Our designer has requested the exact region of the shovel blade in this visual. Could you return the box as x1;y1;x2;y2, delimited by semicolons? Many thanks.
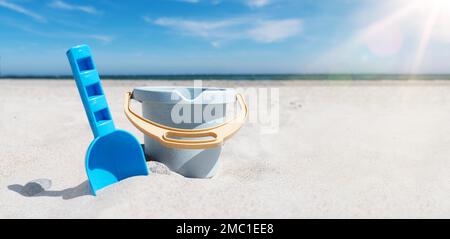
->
86;130;149;195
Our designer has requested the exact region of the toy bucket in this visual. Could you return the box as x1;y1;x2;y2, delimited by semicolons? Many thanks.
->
124;87;248;178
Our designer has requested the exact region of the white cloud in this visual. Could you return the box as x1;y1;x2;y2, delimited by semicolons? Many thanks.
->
49;0;99;15
177;0;225;5
151;17;242;38
177;0;268;7
0;0;46;22
149;16;302;45
177;0;200;3
248;19;302;43
210;41;221;47
84;34;113;43
0;20;113;44
246;0;271;8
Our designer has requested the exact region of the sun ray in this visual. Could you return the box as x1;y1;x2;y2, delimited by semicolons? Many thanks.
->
411;0;442;73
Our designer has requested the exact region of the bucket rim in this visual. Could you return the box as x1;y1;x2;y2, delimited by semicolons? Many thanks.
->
132;86;237;104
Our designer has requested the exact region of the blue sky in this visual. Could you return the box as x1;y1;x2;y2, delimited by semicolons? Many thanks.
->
0;0;449;75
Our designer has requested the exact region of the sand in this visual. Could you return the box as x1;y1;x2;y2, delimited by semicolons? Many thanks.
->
1;79;450;218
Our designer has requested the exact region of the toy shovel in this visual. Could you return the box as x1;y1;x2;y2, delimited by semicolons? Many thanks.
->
66;45;149;195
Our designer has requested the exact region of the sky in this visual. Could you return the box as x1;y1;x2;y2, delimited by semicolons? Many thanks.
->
0;0;449;75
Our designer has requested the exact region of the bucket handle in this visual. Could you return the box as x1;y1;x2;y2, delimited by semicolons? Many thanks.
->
124;92;248;149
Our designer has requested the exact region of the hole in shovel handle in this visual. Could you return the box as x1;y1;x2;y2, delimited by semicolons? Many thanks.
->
77;57;95;72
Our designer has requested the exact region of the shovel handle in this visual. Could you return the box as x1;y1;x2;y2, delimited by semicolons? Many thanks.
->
67;45;115;138
124;92;248;149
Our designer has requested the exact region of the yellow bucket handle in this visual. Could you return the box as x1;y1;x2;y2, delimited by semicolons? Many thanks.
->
124;92;248;149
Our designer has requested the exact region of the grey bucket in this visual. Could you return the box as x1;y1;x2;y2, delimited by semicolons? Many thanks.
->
126;87;246;178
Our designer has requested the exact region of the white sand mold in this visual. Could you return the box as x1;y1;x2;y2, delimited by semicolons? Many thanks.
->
2;79;450;218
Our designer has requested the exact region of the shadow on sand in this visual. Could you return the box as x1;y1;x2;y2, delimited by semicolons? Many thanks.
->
8;149;159;200
8;180;92;200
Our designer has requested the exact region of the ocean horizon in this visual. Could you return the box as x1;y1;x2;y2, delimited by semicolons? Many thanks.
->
1;74;450;81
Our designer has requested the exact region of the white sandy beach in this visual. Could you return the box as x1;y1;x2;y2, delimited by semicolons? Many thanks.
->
1;79;450;218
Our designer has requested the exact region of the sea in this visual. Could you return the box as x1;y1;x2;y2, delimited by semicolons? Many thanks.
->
1;74;450;80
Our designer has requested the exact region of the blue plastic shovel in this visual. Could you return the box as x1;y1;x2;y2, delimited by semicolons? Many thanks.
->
66;45;149;195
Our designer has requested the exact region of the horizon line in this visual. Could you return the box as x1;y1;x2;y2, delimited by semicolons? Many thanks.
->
2;73;450;81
